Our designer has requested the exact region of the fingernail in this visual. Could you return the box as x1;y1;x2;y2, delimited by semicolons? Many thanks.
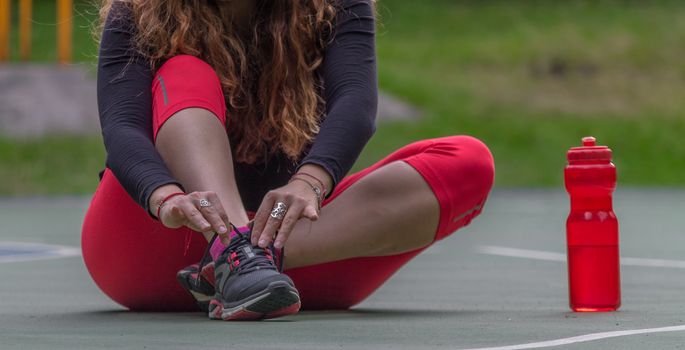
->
274;241;283;249
258;239;266;247
218;226;227;233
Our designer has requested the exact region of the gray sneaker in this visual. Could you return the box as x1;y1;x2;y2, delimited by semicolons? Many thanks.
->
208;228;300;320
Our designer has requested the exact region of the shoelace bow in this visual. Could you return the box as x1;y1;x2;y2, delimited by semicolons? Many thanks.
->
225;232;277;275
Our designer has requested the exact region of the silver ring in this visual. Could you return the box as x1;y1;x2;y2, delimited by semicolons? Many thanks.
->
270;202;287;220
199;199;211;208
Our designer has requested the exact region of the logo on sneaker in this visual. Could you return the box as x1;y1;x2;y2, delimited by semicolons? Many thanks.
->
242;246;255;258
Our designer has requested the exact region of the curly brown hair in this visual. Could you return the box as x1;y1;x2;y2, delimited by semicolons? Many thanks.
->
99;0;336;164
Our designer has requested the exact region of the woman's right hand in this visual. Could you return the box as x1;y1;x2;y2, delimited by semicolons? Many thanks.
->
150;185;231;243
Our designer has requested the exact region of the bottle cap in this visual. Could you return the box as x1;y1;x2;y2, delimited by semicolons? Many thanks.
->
567;136;612;163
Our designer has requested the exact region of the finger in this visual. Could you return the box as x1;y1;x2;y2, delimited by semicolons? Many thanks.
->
303;204;319;221
252;192;276;245
258;212;283;248
211;195;233;245
215;201;231;231
199;205;229;240
273;202;304;249
258;198;291;248
180;201;212;233
201;193;230;236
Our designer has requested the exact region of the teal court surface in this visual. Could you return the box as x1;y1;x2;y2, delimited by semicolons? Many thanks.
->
1;189;684;349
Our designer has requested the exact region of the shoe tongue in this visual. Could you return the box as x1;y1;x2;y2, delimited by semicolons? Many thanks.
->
228;230;250;246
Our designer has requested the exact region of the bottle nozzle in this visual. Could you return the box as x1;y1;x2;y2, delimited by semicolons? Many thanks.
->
582;137;596;147
568;136;611;163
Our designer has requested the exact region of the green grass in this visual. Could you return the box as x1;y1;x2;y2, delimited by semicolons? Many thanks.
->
0;136;104;194
355;0;685;186
3;0;685;194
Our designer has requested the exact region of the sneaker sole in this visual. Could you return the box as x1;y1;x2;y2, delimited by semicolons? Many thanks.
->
212;281;301;321
176;265;214;312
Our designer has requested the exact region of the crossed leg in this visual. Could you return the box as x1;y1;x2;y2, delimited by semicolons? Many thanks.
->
156;104;494;308
155;108;443;268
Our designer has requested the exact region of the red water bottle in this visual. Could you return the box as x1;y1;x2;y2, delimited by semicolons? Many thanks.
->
565;136;621;312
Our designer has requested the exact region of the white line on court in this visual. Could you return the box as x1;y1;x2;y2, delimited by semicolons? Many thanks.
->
0;241;81;263
477;245;685;269
458;324;685;350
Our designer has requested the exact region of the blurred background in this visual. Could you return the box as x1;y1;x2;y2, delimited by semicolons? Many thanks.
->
0;0;684;197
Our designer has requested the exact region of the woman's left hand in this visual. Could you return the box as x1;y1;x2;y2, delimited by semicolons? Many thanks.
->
251;179;320;249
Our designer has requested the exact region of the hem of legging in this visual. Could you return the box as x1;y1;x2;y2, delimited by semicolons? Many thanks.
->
153;99;226;142
400;157;450;242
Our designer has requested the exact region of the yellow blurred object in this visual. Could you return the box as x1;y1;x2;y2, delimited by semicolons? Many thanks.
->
57;0;72;64
0;0;9;61
20;0;32;61
0;0;72;63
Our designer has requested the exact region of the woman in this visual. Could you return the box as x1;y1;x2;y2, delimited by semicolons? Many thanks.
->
82;0;495;321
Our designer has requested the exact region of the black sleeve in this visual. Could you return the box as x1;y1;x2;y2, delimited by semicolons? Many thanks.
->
297;0;378;193
97;2;183;215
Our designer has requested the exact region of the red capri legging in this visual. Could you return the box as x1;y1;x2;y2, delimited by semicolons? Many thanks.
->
82;55;495;311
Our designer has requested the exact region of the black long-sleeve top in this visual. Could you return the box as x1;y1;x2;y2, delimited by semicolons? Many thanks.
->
97;0;377;214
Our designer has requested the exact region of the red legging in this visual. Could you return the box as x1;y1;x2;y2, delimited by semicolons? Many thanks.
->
81;55;495;311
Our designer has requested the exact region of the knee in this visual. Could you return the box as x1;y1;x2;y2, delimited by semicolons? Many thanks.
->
438;135;495;198
461;136;495;195
416;135;494;238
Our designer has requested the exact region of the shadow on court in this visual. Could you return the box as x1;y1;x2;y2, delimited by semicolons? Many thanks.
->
1;189;684;349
